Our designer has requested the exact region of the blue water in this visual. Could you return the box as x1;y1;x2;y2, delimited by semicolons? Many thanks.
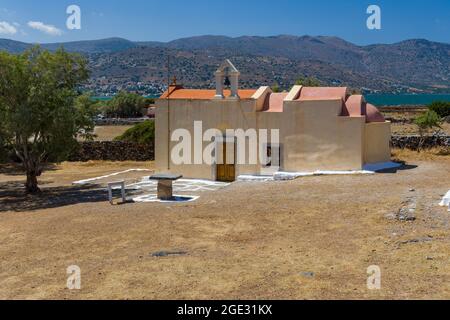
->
365;94;450;106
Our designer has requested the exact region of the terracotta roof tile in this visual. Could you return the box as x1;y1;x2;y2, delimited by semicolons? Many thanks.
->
297;87;349;101
160;88;257;100
262;92;288;112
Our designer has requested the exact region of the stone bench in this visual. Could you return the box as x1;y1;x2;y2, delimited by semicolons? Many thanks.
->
150;174;183;200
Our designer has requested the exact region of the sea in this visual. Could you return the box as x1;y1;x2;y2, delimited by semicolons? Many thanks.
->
92;94;450;107
365;94;450;107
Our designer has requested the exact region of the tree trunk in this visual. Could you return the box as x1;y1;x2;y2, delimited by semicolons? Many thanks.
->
25;169;40;194
417;129;424;153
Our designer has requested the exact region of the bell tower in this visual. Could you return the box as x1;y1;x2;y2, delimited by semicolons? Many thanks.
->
214;59;240;100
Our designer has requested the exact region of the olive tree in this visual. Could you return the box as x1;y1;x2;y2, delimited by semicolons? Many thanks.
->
0;47;95;193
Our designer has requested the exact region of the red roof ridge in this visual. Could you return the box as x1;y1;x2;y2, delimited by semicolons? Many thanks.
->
159;88;258;100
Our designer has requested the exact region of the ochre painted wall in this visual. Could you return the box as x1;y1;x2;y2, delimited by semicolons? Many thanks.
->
156;97;390;180
364;122;392;164
258;99;365;172
156;98;259;179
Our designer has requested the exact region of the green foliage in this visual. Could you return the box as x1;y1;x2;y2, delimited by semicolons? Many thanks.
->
74;94;100;141
295;76;321;87
428;101;450;118
0;126;7;162
114;121;155;144
414;110;442;152
271;83;280;93
102;91;151;118
414;110;442;136
0;46;93;192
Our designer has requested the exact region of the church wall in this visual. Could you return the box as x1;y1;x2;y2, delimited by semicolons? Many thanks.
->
155;98;260;180
364;122;392;164
258;99;365;172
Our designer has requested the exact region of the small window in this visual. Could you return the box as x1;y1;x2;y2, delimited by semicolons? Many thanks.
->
262;144;281;168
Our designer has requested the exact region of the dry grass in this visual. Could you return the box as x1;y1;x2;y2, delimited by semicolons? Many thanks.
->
91;126;134;141
382;110;450;136
392;147;450;162
391;123;450;136
1;156;450;300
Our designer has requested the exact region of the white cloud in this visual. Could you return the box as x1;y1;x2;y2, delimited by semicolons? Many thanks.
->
27;21;62;36
0;21;17;35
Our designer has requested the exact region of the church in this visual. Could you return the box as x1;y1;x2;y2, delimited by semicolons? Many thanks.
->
155;59;391;182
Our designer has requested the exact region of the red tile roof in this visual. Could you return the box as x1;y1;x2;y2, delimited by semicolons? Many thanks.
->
341;94;385;123
342;95;366;117
262;92;288;112
160;87;257;100
297;87;349;101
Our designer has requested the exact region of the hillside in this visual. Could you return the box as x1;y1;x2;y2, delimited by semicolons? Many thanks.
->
1;35;449;93
0;39;31;53
86;46;375;93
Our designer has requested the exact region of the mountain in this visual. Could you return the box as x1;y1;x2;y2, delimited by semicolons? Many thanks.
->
0;38;31;53
42;37;139;53
87;46;372;91
160;35;450;88
0;37;140;53
361;39;450;90
165;35;366;67
1;35;449;93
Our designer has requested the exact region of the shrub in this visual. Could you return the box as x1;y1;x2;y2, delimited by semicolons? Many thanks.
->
428;101;450;118
271;83;280;93
103;92;152;118
114;121;155;144
295;77;321;87
414;110;442;133
414;110;442;151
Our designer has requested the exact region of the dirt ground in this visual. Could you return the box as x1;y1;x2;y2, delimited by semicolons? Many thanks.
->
1;152;450;300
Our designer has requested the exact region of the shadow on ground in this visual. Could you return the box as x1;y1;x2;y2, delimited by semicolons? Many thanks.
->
0;163;58;176
378;163;419;174
0;181;108;212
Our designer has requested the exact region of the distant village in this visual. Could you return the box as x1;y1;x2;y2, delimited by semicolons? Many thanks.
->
81;78;433;99
83;78;166;98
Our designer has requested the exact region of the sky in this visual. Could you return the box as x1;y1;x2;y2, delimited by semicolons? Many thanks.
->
0;0;448;45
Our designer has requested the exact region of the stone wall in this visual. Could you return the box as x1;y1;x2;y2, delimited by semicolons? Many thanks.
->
391;135;450;150
69;141;154;162
3;136;448;164
94;118;151;126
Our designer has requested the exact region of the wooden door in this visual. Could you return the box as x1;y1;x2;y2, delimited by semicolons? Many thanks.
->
216;141;235;182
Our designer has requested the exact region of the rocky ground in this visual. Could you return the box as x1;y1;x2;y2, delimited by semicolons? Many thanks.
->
0;150;449;300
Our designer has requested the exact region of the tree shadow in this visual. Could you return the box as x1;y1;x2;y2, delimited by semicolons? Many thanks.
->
0;181;109;212
0;163;58;176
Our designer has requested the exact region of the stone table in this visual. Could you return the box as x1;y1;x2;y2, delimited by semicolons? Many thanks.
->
150;174;183;200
